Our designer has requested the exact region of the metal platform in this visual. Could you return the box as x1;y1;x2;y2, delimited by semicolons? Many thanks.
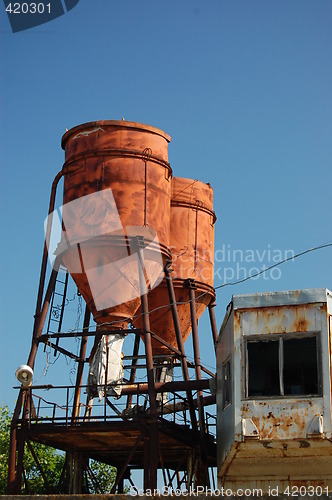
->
18;418;216;471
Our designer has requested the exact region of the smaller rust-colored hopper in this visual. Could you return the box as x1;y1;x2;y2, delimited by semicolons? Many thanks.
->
135;177;216;354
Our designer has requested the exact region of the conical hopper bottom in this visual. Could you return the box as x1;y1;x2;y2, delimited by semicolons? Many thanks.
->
134;279;215;355
59;233;170;330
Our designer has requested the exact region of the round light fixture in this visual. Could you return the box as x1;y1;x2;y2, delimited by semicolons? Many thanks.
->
15;365;33;387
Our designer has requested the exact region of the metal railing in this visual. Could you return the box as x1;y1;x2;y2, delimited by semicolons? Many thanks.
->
17;384;214;431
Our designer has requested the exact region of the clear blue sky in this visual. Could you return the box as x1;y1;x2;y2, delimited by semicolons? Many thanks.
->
0;0;331;411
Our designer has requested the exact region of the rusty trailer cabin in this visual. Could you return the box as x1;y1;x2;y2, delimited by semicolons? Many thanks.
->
216;288;332;492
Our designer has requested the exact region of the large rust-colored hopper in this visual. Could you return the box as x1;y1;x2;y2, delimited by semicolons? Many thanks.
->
135;177;216;354
59;120;172;329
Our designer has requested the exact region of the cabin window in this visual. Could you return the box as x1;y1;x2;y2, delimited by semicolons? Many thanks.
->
222;357;231;409
246;335;320;398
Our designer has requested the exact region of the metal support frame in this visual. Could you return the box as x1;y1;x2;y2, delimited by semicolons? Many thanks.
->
187;278;210;487
8;210;217;493
7;169;64;494
7;263;61;494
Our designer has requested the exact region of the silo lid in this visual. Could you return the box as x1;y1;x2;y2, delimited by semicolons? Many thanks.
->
61;120;171;149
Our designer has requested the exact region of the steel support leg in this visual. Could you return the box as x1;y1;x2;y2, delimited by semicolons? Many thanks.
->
187;280;205;433
28;262;60;368
208;300;219;349
126;333;140;411
137;238;158;491
7;389;24;494
164;262;198;431
66;451;84;494
35;170;64;319
72;305;90;423
8;262;60;494
187;279;210;487
13;436;25;494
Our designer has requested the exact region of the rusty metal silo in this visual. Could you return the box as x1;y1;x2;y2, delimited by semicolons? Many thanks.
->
135;177;216;354
59;120;172;330
8;122;219;495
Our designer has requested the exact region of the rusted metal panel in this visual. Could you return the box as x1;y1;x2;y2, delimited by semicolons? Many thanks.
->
240;304;324;336
218;439;332;491
241;399;325;440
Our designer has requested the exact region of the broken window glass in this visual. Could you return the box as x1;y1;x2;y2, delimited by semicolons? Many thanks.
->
247;340;279;397
283;337;318;396
246;335;319;398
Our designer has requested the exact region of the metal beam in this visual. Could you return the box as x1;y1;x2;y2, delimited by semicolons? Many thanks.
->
164;262;198;431
38;339;80;362
208;300;219;348
126;333;140;411
120;377;212;396
136;238;158;490
72;305;91;423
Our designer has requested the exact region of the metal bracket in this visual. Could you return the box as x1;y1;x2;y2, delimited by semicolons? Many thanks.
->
184;278;197;290
242;418;259;438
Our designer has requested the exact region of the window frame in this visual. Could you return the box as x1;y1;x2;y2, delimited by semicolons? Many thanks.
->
222;356;232;410
244;332;322;400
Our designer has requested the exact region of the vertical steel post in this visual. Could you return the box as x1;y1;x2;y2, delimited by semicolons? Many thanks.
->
8;171;63;493
137;243;157;419
187;279;210;487
66;451;84;494
7;389;24;494
143;436;150;492
54;271;69;355
136;237;158;490
72;305;91;423
28;262;60;368
208;300;219;349
8;261;60;494
126;333;140;411
13;438;25;494
34;170;64;319
164;262;198;431
187;280;205;432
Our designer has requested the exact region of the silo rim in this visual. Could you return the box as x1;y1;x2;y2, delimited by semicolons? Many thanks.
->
61;120;171;149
